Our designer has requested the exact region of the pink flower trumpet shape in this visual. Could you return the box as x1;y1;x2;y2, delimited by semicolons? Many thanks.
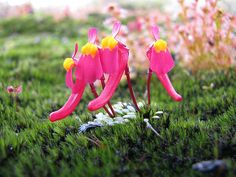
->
49;28;113;122
146;26;182;104
88;21;140;111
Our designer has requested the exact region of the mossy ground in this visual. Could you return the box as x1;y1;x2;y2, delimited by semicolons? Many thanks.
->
0;16;235;177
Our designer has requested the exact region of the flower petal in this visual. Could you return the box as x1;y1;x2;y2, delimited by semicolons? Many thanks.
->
100;46;119;74
65;69;74;89
155;73;182;102
88;45;128;111
76;54;103;84
88;27;97;43
49;79;86;122
149;48;175;74
72;43;78;59
152;25;159;40
16;85;22;94
112;21;121;38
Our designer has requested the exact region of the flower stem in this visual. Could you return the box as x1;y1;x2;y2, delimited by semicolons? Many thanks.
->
89;83;114;117
125;65;140;112
100;75;116;117
147;68;152;105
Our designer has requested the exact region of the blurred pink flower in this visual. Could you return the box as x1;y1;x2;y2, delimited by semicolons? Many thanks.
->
7;85;22;95
127;17;143;32
166;0;236;73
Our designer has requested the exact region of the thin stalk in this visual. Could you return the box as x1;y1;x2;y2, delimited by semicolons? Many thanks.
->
89;83;114;117
147;68;152;105
100;75;116;117
125;65;140;112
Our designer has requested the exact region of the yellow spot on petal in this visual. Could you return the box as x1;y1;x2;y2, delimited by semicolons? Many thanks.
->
63;58;74;71
81;43;98;58
101;36;118;50
154;39;167;53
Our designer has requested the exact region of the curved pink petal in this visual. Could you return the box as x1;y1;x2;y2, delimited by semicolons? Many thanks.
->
152;25;159;40
112;21;121;38
72;43;78;59
88;28;97;43
146;45;152;60
75;53;103;84
155;73;182;102
65;69;74;89
88;45;128;111
100;46;119;74
149;48;175;75
49;79;86;122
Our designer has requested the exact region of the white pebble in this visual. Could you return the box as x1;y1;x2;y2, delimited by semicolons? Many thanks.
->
123;114;136;119
114;108;123;114
113;104;123;109
137;102;144;108
123;102;127;106
127;106;136;112
127;112;136;115
144;118;149;123
95;112;105;118
122;109;130;113
155;111;163;115
114;117;124;122
152;116;160;119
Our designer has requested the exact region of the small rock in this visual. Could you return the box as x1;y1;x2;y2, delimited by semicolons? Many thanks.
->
95;112;106;119
210;83;214;88
79;122;103;133
127;106;136;112
107;122;115;126
144;118;149;123
114;117;124;123
123;114;136;119
113;102;123;109
127;112;136;115
122;109;130;113
113;104;123;109
155;111;163;115
137;102;144;108
102;117;113;123
152;116;160;119
192;160;227;174
114;108;123;114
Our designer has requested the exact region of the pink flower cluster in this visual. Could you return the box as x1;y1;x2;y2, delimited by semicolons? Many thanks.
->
103;3;167;72
104;1;236;73
167;0;236;73
7;85;22;95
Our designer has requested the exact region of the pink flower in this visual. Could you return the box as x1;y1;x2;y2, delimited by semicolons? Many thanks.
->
88;21;140;112
146;26;182;104
50;28;115;122
7;85;22;95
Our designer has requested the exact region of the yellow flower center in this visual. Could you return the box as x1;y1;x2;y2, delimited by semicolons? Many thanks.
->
81;43;98;58
63;58;75;71
101;36;118;50
154;39;167;53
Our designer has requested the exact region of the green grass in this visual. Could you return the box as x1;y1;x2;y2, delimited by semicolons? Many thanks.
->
0;16;235;177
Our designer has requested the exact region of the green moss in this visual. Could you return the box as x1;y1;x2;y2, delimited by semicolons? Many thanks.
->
0;17;235;177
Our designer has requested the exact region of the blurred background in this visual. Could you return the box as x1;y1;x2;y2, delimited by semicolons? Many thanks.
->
0;0;235;74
